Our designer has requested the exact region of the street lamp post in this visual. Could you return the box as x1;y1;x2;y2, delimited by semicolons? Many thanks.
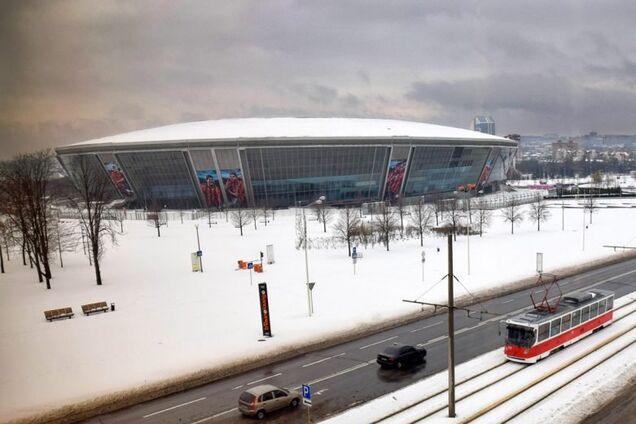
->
301;195;326;317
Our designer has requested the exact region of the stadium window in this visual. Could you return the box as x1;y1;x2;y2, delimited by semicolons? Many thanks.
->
572;309;581;327
581;306;590;322
550;318;561;337
538;323;550;341
590;302;599;318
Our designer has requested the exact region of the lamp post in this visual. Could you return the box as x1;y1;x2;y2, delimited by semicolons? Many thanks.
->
301;195;326;317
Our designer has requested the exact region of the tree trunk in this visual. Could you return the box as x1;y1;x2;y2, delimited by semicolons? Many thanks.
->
156;224;161;237
323;218;326;233
420;231;423;247
0;243;4;273
240;224;243;236
511;222;514;234
347;236;351;257
94;254;102;285
33;252;43;283
22;242;27;266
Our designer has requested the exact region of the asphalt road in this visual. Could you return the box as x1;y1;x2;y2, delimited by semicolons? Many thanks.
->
87;258;636;424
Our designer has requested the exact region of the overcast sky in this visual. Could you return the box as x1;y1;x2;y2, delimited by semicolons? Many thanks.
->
2;0;636;158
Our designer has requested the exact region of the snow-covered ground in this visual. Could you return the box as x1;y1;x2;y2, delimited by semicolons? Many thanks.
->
1;196;636;422
323;294;636;423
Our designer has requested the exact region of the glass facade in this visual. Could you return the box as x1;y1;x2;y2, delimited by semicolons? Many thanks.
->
116;151;200;209
98;153;135;198
403;146;489;196
59;154;121;200
241;146;390;207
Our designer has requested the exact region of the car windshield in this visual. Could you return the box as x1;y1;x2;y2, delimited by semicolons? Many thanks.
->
240;392;255;403
506;325;535;347
382;346;403;356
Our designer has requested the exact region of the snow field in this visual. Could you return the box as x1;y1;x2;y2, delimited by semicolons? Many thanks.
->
0;197;635;421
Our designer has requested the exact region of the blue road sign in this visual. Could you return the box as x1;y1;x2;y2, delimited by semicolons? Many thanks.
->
352;246;357;259
247;262;253;269
302;384;312;406
196;250;202;257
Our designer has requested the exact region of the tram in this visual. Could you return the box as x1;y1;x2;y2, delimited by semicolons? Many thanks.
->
504;289;614;363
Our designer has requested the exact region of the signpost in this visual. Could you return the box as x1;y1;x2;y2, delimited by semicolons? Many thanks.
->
421;250;426;282
258;283;272;337
352;246;357;275
536;252;543;275
248;262;254;286
302;383;312;423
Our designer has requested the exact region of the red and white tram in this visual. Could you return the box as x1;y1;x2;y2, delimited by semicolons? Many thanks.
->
504;289;614;363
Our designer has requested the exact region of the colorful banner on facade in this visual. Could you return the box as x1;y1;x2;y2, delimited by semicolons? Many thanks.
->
477;148;498;189
196;169;223;208
101;157;134;197
221;168;247;207
384;159;406;200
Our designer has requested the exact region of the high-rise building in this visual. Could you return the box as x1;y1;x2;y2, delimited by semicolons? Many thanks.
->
472;116;496;135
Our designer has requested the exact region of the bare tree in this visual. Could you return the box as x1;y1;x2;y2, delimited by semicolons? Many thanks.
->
474;199;492;237
260;204;271;227
502;198;524;234
356;220;373;249
0;218;7;273
443;197;464;241
583;195;598;224
395;196;406;237
375;202;398;251
146;201;167;237
0;151;56;288
409;198;434;247
528;195;551;231
333;206;360;256
314;201;333;233
230;206;252;236
65;155;120;285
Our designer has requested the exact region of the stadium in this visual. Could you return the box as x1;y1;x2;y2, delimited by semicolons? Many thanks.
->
55;118;518;209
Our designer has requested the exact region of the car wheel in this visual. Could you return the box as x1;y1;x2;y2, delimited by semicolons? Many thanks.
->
291;398;300;408
256;410;266;420
396;361;403;369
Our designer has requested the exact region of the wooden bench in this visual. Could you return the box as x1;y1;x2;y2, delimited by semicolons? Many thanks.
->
81;301;109;316
44;307;74;322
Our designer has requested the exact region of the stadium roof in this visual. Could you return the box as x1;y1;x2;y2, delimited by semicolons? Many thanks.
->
62;118;513;150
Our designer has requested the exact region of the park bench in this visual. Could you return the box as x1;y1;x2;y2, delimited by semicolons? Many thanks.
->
44;307;74;322
81;301;109;316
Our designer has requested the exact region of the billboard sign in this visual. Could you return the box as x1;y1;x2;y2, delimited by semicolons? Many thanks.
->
258;283;272;337
191;252;201;272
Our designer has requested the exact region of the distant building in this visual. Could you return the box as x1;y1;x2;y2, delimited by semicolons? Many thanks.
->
472;116;496;135
552;139;580;161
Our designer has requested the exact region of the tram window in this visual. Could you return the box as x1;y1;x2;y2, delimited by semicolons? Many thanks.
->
598;299;606;314
572;310;581;326
538;323;550;341
607;297;613;310
562;313;572;330
581;306;590;322
590;302;598;318
506;325;535;347
550;318;561;337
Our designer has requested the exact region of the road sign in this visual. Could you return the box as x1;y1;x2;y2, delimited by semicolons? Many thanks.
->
536;252;543;274
247;262;254;270
421;250;426;263
196;250;202;257
352;246;357;258
301;384;312;406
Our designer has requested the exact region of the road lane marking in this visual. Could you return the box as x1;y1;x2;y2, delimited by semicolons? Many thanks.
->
501;299;514;304
410;321;443;333
302;352;346;367
359;336;398;350
247;373;282;385
304;359;376;386
143;397;206;418
231;384;243;390
190;408;238;424
425;335;447;345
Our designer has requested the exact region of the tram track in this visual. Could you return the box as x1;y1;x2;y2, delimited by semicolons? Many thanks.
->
371;295;636;424
459;298;636;424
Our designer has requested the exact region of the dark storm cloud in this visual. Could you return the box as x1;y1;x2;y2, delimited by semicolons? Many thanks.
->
2;0;636;158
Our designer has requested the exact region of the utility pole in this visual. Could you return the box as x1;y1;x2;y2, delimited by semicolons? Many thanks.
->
447;233;456;417
195;224;203;272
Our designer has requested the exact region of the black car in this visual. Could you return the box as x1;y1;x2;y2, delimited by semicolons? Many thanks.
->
377;344;427;369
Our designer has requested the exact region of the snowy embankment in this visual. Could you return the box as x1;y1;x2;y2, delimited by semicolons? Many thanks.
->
323;293;636;423
0;197;635;422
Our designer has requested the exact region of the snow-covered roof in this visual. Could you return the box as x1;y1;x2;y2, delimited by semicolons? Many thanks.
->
62;118;514;149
